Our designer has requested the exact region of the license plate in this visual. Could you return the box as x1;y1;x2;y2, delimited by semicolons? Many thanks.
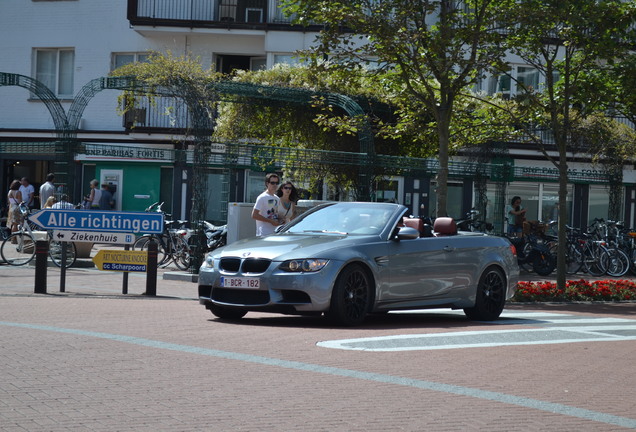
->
220;276;260;289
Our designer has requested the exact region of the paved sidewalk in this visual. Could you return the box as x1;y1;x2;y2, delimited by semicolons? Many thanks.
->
0;243;198;299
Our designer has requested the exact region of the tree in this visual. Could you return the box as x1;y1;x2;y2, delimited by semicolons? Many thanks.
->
112;52;222;270
281;0;514;216
609;53;636;127
498;0;635;288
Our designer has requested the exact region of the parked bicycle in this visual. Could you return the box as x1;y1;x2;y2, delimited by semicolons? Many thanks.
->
0;203;77;267
455;209;494;234
558;221;629;277
132;202;191;271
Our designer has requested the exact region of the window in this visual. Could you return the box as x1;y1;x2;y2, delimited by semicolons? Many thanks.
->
428;181;464;219
250;57;267;71
273;54;302;66
34;48;74;98
112;53;150;71
505;182;573;225
488;70;512;98
588;185;623;225
485;65;541;98
517;66;540;92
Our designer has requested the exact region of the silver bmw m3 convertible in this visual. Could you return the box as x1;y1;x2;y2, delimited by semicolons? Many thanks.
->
198;202;519;326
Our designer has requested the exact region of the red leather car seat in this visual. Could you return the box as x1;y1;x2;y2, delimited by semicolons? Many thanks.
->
402;217;424;236
433;217;457;236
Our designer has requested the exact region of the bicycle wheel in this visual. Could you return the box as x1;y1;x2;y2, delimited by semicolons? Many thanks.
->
565;243;583;275
171;235;191;271
133;235;167;267
630;249;636;276
519;242;534;273
601;248;630;277
1;233;36;266
583;242;607;277
48;240;77;268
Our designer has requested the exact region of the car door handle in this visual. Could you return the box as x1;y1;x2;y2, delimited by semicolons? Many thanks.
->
443;246;455;252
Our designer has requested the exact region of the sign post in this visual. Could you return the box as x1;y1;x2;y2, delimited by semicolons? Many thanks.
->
30;209;164;295
93;249;148;272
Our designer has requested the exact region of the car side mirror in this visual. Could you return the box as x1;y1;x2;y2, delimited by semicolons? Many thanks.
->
396;226;420;240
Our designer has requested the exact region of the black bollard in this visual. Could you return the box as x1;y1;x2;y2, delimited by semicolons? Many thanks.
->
34;240;48;294
122;244;129;295
145;238;157;296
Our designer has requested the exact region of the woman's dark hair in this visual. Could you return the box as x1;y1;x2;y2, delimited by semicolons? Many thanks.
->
511;196;521;205
276;181;300;203
9;180;20;191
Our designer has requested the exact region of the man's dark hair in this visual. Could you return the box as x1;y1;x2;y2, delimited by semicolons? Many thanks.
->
46;173;55;182
265;172;279;185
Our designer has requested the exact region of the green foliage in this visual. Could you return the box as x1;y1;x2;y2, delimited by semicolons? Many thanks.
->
609;53;636;125
110;51;222;131
281;0;517;215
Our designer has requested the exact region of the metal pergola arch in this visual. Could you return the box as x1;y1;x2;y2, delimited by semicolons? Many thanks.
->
0;72;76;195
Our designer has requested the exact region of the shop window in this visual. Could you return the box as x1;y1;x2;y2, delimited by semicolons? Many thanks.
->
373;178;402;203
506;182;573;227
588;185;612;225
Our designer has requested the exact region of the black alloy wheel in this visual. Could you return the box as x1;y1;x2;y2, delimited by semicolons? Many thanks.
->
464;267;506;321
328;264;372;326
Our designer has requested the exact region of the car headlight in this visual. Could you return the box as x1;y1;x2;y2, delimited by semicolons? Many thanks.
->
202;254;215;269
280;259;329;273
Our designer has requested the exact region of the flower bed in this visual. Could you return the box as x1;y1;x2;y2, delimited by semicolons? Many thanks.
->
513;279;636;302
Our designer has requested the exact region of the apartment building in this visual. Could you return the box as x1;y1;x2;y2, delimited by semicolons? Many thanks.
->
0;0;634;229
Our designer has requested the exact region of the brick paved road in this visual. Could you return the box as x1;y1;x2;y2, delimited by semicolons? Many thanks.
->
1;258;636;431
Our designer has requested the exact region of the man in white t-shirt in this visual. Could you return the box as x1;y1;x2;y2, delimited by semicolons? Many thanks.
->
251;173;282;236
39;173;56;208
19;177;35;208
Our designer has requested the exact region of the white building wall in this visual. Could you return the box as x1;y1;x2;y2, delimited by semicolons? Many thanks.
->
0;0;317;132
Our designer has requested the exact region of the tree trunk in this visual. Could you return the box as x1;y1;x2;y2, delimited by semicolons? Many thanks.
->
557;158;568;291
435;108;452;217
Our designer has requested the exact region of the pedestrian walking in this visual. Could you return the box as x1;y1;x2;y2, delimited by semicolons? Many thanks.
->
276;180;299;224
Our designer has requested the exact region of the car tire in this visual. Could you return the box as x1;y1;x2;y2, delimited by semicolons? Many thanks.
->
209;304;247;320
464;267;506;321
327;263;372;326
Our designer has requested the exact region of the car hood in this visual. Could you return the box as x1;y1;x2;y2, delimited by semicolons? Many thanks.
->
212;233;373;261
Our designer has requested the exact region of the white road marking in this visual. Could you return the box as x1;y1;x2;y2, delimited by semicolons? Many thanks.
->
318;312;636;351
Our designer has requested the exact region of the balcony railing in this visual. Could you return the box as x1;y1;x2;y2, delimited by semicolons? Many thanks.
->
128;0;307;28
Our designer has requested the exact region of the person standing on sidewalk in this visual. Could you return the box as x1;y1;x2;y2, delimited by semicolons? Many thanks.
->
19;177;34;209
39;173;56;209
506;196;526;237
99;183;114;210
7;180;23;234
251;173;282;236
87;179;102;210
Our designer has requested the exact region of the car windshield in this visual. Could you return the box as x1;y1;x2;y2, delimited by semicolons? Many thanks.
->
285;203;399;236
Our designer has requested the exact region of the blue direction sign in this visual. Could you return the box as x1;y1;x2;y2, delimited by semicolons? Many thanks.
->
30;209;164;234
